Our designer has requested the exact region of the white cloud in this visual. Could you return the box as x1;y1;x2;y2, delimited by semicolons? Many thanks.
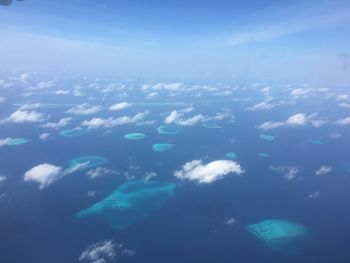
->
86;167;117;179
164;108;233;127
164;111;182;124
339;103;350;108
257;113;325;130
19;103;41;110
174;159;243;184
336;117;350;125
336;94;349;101
79;241;135;263
109;102;131;111
67;103;101;115
286;113;306;125
328;132;341;139
0;175;6;184
315;165;332;175
27;80;55;90
270;166;299;181
24;163;63;189
144;172;157;181
79;241;118;263
39;133;51;141
290;88;310;98
55;90;71;95
0;137;13;147
308;191;320;199
1;110;45;124
246;101;277;111
40;117;72;129
81;112;147;129
225;217;237;225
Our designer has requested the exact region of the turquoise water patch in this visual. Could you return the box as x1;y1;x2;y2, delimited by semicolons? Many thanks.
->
76;180;176;229
225;152;237;159
59;128;89;137
157;125;183;135
69;155;108;171
202;122;222;129
247;219;308;254
7;138;29;145
305;139;323;145
259;134;275;141
258;153;270;158
152;143;174;152
124;133;146;140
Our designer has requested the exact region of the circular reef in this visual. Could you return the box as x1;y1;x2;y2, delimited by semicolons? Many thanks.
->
59;128;89;137
157;125;183;135
124;133;146;140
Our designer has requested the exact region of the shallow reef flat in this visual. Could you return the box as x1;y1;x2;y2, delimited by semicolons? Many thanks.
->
225;152;237;159
76;180;176;229
259;134;275;141
7;138;29;145
247;219;308;254
258;153;270;158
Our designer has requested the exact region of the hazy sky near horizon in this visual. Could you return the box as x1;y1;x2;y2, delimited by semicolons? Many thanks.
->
1;0;350;82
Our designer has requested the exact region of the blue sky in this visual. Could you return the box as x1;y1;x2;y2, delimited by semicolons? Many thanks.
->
1;0;350;82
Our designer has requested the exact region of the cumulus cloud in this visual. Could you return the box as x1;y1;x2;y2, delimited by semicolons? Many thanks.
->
270;166;299;181
336;117;350;125
24;163;63;189
315;165;332;175
67;103;101;115
0;137;13;147
86;167;117;179
39;133;51;141
109;102;131;111
142;82;183;92
339;103;350;108
1;110;45;124
55;90;71;95
27;80;55;90
174;159;243;184
257;113;325;130
81;112;147;129
40;117;72;129
175;113;207;126
246;101;278;111
0;175;6;184
290;88;310;98
79;240;135;263
164;108;233;126
308;191;320;199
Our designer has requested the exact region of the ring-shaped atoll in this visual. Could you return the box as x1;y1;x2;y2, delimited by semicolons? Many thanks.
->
124;133;146;140
157;125;183;135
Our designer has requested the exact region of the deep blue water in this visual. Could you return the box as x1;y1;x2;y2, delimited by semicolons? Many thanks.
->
0;75;350;263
